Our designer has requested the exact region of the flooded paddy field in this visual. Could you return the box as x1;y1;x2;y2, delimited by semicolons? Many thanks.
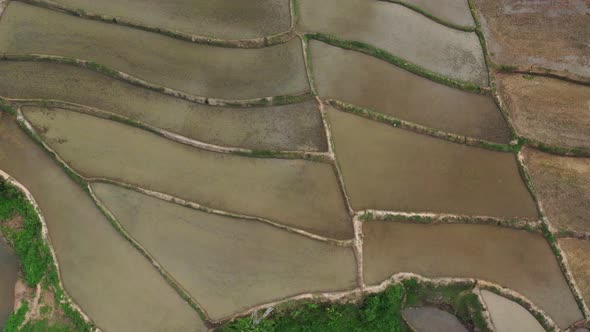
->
298;0;487;85
560;238;590;307
363;221;583;328
0;114;204;331
0;239;17;328
51;0;291;39
402;307;467;332
475;0;590;77
400;0;475;28
480;290;544;332
92;182;357;320
0;61;326;152
22;107;353;239
0;2;309;99
522;147;590;233
496;73;590;150
327;107;537;218
310;41;510;142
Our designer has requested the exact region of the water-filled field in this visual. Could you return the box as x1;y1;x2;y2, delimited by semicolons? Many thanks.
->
328;107;537;218
0;61;326;151
0;114;205;332
92;182;357;319
0;2;309;99
298;0;487;85
22;107;353;239
363;221;583;328
1;0;586;329
310;41;509;142
50;0;291;39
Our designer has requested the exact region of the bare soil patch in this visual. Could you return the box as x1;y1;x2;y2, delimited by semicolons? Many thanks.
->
475;0;590;78
522;147;590;233
496;73;590;150
560;238;590;307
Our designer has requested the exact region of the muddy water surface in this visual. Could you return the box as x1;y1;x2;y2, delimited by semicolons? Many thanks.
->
328;108;537;218
92;182;357;319
363;222;583;328
52;0;291;39
299;0;487;85
0;239;17;329
402;0;475;27
0;61;326;152
22;107;353;239
0;2;308;99
310;41;509;142
0;114;205;331
480;290;544;332
402;307;467;332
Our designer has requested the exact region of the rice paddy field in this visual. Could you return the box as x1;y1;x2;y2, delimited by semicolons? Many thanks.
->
0;0;588;331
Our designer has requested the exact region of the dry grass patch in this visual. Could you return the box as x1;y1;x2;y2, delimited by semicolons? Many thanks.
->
560;238;590;307
496;73;590;150
475;0;590;78
522;147;590;233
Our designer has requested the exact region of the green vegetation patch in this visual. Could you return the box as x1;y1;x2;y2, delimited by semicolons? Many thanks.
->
402;279;490;332
221;279;490;332
220;285;405;332
0;181;51;286
0;180;93;332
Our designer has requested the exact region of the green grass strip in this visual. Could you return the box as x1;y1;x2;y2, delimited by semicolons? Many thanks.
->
307;33;484;94
381;0;476;32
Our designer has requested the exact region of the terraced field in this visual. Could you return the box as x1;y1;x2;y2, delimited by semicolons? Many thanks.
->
0;0;588;331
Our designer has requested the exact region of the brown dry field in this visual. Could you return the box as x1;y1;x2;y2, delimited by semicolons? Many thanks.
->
522;147;590;233
560;238;590;305
496;73;590;150
476;0;590;78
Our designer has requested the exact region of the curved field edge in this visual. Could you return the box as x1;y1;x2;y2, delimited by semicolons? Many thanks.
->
1;104;583;330
305;33;485;94
4;106;356;325
219;274;571;332
17;0;296;48
378;0;476;32
516;151;590;320
0;55;313;108
0;172;95;332
7;98;331;162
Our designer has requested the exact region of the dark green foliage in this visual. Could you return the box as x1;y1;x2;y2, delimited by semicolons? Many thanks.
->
220;285;405;332
19;320;73;332
3;301;29;332
0;181;50;286
402;280;491;332
0;99;17;116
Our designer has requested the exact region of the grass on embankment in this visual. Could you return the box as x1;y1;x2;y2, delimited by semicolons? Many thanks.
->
220;279;490;332
0;180;92;332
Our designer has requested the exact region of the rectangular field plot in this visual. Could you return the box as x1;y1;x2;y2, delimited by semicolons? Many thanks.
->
22;107;353;239
0;2;308;99
327;107;537;218
92;182;357;319
0;61;326;152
